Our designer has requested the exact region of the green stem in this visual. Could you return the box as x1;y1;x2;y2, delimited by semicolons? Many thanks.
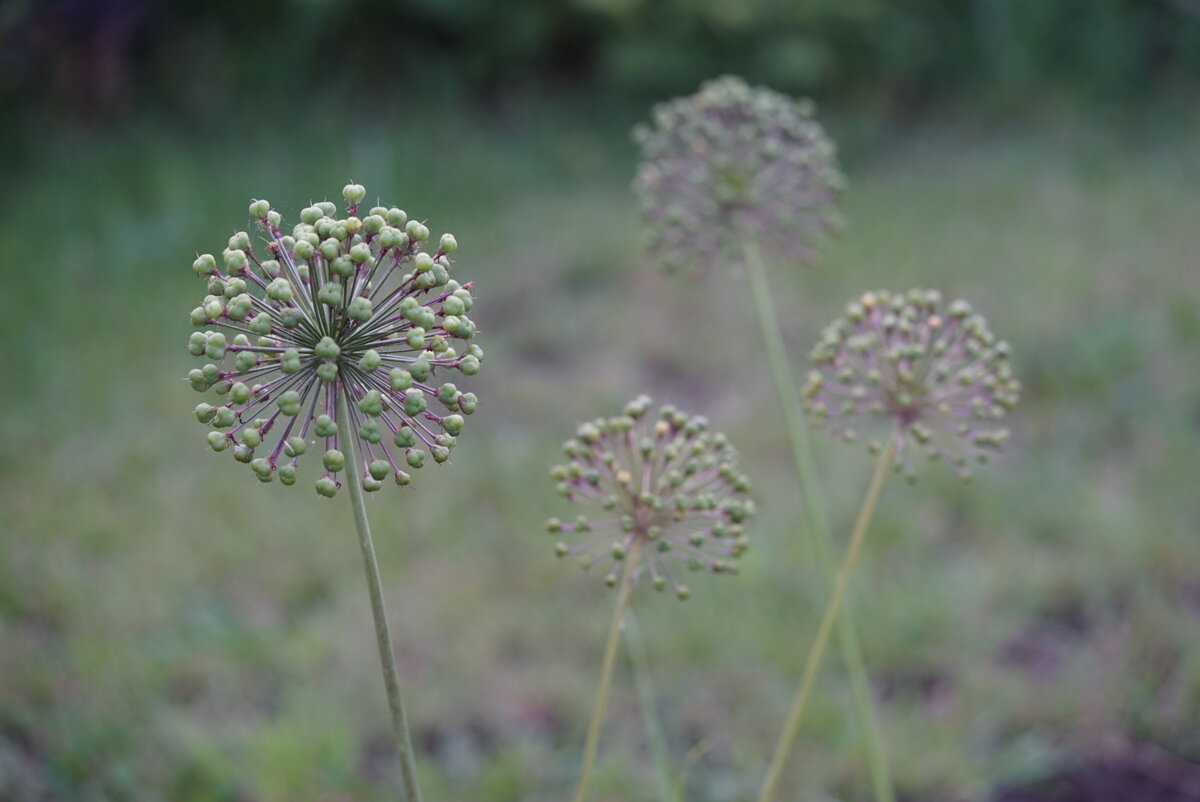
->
337;387;424;802
756;436;896;802
741;233;895;802
622;608;675;802
574;536;644;802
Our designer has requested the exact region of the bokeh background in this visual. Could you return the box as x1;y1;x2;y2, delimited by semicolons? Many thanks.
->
3;1;1200;800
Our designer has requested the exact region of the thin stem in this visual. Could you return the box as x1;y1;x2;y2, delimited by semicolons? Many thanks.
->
622;608;675;802
756;435;896;802
337;386;424;802
573;536;645;802
741;232;895;802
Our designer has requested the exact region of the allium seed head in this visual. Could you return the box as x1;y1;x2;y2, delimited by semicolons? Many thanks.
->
804;289;1020;482
186;185;484;496
633;75;843;272
546;396;755;599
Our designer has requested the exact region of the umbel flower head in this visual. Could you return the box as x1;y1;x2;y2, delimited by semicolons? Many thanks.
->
804;289;1020;482
632;75;843;272
186;183;483;497
545;396;756;599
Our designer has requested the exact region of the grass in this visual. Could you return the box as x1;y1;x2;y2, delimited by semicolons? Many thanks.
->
1;99;1199;801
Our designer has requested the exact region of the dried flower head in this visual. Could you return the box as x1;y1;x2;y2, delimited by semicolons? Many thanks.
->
804;290;1019;481
545;396;755;599
632;75;843;272
186;184;482;496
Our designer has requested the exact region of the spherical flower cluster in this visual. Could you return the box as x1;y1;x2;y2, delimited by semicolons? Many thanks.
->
632;75;843;272
545;396;755;599
186;183;483;496
804;290;1019;481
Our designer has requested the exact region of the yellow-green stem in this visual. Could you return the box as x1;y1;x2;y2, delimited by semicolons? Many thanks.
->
756;436;896;802
573;536;644;802
337;388;424;802
742;233;895;802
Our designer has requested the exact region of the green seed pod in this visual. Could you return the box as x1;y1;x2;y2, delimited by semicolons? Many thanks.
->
278;390;302;416
363;476;383;492
442;295;465;317
316;362;339;382
213;407;236;429
406;449;426;469
300;205;323;225
193;254;217;275
206;431;229;451
348;296;373;321
314;336;340;360
458;392;478;415
431;446;450;464
414;252;434;273
386;208;408;227
409;357;431;382
242;428;262;448
350;243;372;264
234;350;257;372
359;349;381;372
363;214;385;235
315;475;338;497
280;348;302;374
405;220;429;241
279;308;305;329
285;436;307;457
325;256;351;278
403;389;427;416
458;355;480;375
266;278;293;302
249;199;271;218
229;382;250;404
437;383;458;405
323;449;345;472
442;414;464;436
190;306;209;326
343;183;366;205
188;368;208;391
439;233;457;253
406;328;425;349
395;470;411;486
195;402;217;423
360;419;383;444
390;368;413;391
279;464;297;485
358;389;384;417
223;249;248;273
293;239;315;260
249;312;273;335
369;459;391;480
188;332;207;356
317;281;343;306
394;426;417;448
314;414;337;437
379;227;409;250
233;444;254;463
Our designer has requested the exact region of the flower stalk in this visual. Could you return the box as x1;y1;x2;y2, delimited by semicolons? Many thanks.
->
757;435;896;802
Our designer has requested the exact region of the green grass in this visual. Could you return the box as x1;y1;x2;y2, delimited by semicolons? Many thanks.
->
1;102;1199;801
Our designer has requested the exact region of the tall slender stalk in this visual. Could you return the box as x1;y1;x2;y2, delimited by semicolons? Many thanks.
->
574;536;645;802
337;388;424;802
757;436;896;802
741;232;895;802
623;608;675;802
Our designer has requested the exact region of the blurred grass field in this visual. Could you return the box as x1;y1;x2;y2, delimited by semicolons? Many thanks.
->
2;101;1199;801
